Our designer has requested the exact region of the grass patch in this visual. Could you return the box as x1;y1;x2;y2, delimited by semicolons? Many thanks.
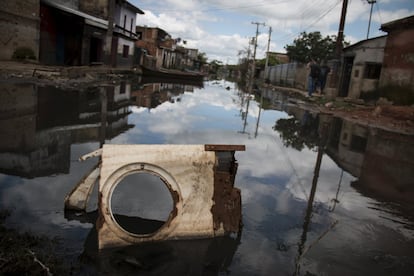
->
0;210;73;275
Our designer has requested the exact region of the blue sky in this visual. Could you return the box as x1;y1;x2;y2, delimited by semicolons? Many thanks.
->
130;0;414;64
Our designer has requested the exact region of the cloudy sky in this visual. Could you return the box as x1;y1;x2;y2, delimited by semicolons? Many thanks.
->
130;0;414;64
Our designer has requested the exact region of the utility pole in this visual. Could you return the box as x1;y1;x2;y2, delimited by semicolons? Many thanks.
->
264;26;272;81
335;0;348;58
366;0;376;39
249;22;265;94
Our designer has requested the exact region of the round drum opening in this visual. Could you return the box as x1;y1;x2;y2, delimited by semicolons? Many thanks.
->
110;171;174;235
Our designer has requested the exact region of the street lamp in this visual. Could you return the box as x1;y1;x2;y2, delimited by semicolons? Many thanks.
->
366;0;377;39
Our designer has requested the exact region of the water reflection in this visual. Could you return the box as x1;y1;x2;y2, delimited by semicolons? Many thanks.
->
0;80;414;275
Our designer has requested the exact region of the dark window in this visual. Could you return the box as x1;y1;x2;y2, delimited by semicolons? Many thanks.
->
123;15;127;29
130;18;133;32
350;135;367;153
120;82;126;94
123;45;129;58
364;63;381;79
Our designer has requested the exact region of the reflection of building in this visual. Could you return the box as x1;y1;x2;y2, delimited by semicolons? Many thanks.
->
325;117;414;203
132;83;193;109
0;83;133;178
326;119;368;177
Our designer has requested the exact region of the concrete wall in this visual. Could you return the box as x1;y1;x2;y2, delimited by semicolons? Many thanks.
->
267;62;306;89
79;0;108;20
344;36;386;99
380;27;414;93
0;0;40;60
115;4;136;33
115;36;134;67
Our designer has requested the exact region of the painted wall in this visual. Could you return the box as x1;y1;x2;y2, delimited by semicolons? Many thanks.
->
344;36;386;99
380;27;414;93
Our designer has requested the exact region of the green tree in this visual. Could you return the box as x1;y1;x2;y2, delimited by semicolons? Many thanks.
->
256;55;281;68
285;31;347;63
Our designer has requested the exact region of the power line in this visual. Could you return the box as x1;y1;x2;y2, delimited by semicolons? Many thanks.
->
274;0;342;48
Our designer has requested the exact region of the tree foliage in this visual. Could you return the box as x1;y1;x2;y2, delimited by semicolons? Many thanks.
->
285;31;347;63
256;55;281;68
273;111;320;151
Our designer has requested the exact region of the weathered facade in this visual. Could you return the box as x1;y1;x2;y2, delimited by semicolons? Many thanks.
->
1;0;143;67
135;26;201;71
379;15;414;96
339;36;387;99
39;0;109;65
135;26;174;69
112;1;144;67
0;0;40;60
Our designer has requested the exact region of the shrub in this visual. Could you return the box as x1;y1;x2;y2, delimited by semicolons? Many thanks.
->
12;47;36;60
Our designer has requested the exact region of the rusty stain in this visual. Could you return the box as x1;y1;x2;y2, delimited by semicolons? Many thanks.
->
166;189;179;227
96;192;105;231
211;152;242;233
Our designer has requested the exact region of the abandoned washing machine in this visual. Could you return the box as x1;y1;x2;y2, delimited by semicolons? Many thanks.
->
65;144;245;249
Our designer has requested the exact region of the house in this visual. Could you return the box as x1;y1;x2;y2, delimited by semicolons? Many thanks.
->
175;47;199;70
135;26;178;69
0;0;40;60
39;0;108;65
379;15;414;98
40;0;144;67
338;35;387;98
112;0;144;67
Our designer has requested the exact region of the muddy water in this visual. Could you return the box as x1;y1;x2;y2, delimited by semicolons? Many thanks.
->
0;80;413;275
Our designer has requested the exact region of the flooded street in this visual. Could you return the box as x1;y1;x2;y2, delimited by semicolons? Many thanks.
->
1;80;414;275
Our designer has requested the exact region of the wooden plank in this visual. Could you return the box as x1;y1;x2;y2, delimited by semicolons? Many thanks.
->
204;144;245;152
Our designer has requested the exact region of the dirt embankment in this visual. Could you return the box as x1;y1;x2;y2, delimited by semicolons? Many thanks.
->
268;84;414;135
0;60;141;90
327;105;413;134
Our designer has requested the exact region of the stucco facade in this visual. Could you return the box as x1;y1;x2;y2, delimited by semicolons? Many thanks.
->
379;15;414;95
341;36;387;99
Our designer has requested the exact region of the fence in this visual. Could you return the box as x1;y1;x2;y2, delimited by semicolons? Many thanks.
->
264;62;307;90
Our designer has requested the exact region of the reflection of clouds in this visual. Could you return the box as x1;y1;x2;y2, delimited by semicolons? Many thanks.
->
2;80;413;274
0;143;100;237
111;173;173;221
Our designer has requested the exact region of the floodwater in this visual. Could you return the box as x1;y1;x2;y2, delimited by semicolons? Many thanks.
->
0;80;413;275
